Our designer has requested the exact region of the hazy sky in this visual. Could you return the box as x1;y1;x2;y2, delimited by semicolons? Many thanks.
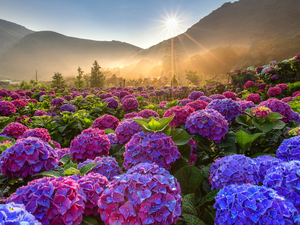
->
0;0;234;48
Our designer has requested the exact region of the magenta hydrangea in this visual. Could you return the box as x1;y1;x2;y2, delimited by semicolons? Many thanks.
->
70;127;110;162
246;93;261;103
186;100;208;111
209;154;260;190
7;176;85;224
186;109;228;143
55;148;70;161
124;112;138;119
178;98;193;106
282;97;293;103
92;115;119;130
15;115;32;123
0;101;16;116
50;97;65;106
137;109;159;119
19;128;51;142
98;163;182;225
209;94;226;100
34;110;47;116
0;137;58;178
107;133;118;145
163;106;195;127
123;131;181;170
115;119;142;145
102;97;119;109
188;91;204;100
122;98;139;111
278;83;288;90
198;96;213;103
11;99;27;109
244;80;255;88
207;99;242;121
52;140;61;149
268;86;282;96
222;91;236;100
1;122;27;138
78;156;123;181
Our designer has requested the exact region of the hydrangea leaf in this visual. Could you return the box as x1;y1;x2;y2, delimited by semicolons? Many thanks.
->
198;190;219;207
235;114;253;127
182;194;197;215
171;129;193;146
215;131;236;148
182;214;207;225
59;154;70;165
81;215;102;225
64;167;80;176
79;163;100;174
63;160;78;170
34;170;64;177
0;136;12;142
236;129;263;153
104;128;115;134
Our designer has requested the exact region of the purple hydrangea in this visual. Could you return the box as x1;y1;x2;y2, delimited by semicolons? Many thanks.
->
137;109;159;119
78;156;122;181
0;203;41;224
163;106;195;127
92;115;119;130
19;128;51;142
115;119;142;145
50;97;65;106
123;131;181;170
222;91;236;100
210;94;226;100
214;184;300;225
7;176;86;224
1;122;27;138
122;98;139;111
186;109;228;143
178;98;193;106
292;111;300;123
52;140;61;149
207;99;242;121
124;112;138;119
282;97;293;103
237;100;256;112
0;137;58;178
0;101;16;116
188;91;204;100
60;104;76;113
246;93;261;103
98;163;182;225
268;86;282;96
186;100;208;111
34;110;47;116
198;96;213;103
70;127;110;162
102;97;119;109
209;154;260;190
11;99;27;109
27;99;38;104
55;148;70;161
277;136;300;161
106;133;118;145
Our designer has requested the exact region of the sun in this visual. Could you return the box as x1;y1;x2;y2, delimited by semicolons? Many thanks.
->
166;18;178;30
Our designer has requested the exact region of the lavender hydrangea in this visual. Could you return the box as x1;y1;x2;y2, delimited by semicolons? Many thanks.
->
123;131;181;170
50;97;65;106
185;109;228;143
188;91;204;100
207;99;242;121
0;101;16;116
92;115;119;130
214;184;300;225
124;112;138;119
98;163;182;225
198;96;213;103
19;128;51;142
115;119;142;145
34;110;47;116
237;100;255;112
178;98;193;106
122;98;139;111
1;122;27;138
0;137;58;178
277;136;300;161
106;133;118;145
60;104;76;113
210;94;226;100
137;109;159;119
78;156;122;181
209;154;260;190
102;97;119;109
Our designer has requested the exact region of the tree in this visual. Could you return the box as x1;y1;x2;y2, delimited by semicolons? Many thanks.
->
171;74;179;87
90;60;105;88
83;74;91;89
74;67;85;88
51;72;65;87
185;70;201;85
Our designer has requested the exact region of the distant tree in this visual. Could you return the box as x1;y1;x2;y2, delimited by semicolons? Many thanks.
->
171;74;179;87
75;67;85;88
51;72;65;87
83;74;91;89
185;70;201;85
19;80;33;90
90;60;106;88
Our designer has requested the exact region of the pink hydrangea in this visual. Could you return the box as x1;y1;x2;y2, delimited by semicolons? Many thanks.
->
246;93;261;103
277;83;288;90
257;83;266;89
122;98;139;111
186;100;208;111
163;106;195;127
0;101;16;116
267;86;282;96
92;115;119;130
244;80;255;88
11;100;27;109
15;115;32;123
19;128;51;142
1;122;27;138
137;109;159;119
252;107;272;118
222;91;236;100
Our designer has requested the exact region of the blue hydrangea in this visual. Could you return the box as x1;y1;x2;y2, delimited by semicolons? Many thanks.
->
206;99;242;121
277;136;300;161
209;154;260;190
60;104;76;113
214;184;300;224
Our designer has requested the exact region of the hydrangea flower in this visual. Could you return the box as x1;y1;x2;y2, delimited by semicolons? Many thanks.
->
293;91;300;97
0;101;16;116
188;91;204;100
0;202;41;224
52;140;61;149
186;109;228;143
163;106;195;127
102;97;119;109
222;91;236;100
214;184;300;225
60;104;76;113
278;83;288;90
277;136;300;161
137;109;159;119
34;110;47;116
268;86;282;96
251;106;272;118
257;83;266;89
122;98;139;111
282;97;293;103
207;99;242;121
186;100;208;111
1;122;27;138
11;99;27;109
7;176;86;224
286;126;300;137
98;163;182;225
188;138;197;164
115;119;142;145
107;133;118;145
210;94;226;100
209;154;260;190
244;80;255;88
124;112;138;119
237;100;255;112
198;96;213;103
78;156;122;181
123;131;181;170
0;137;58;178
246;93;261;103
55;148;70;161
92;115;119;130
178;98;193;106
50;97;65;106
15;115;32;123
271;74;280;80
19;128;51;142
70;127;110;162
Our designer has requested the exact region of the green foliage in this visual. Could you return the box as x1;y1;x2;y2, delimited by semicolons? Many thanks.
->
235;128;263;153
133;116;173;134
51;72;65;87
90;60;106;88
186;70;201;85
74;67;85;89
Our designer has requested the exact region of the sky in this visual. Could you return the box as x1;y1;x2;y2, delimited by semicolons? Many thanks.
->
0;0;234;49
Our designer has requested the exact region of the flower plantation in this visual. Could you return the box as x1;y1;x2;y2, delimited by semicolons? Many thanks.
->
1;54;300;224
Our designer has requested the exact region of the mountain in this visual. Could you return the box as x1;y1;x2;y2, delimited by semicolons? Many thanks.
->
0;31;143;81
0;19;34;54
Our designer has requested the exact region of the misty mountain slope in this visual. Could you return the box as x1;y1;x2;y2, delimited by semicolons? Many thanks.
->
0;19;34;54
0;31;143;80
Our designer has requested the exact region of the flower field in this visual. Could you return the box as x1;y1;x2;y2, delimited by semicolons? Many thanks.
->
1;54;300;224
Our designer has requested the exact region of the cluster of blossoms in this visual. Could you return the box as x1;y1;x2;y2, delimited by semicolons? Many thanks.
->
55;148;70;161
11;99;27;109
188;91;204;100
19;128;51;142
185;109;228;143
246;93;261;103
0;203;41;224
163;106;195;127
282;97;293;103
106;133;118;145
7;176;86;224
237;100;255;112
60;104;76;113
251;106;272;118
124;112;138;118
207;99;242;121
34;110;47;116
286;126;300;137
15;115;32;123
78;156;123;181
1;122;27;138
276;136;300;161
267;86;282;96
137;109;159;119
278;83;288;90
0;101;16;116
257;83;266;89
70;127;110;162
123;131;181;170
122;98;139;111
178;98;193;106
102;97;119;109
186;100;208;111
214;184;300;225
209;154;260;190
198;96;213;103
210;94;226;100
0;137;58;178
115;119;142;145
92;115;119;130
271;74;280;80
98;163;182;225
244;80;255;88
50;97;64;106
222;91;236;100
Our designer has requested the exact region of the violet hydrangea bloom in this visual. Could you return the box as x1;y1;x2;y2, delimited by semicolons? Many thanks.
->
98;163;182;225
0;202;41;224
222;91;236;100
78;156;122;181
209;154;260;190
188;91;204;100
60;104;76;113
267;86;282;96
207;99;242;121
19;128;51;142
137;109;159;119
123;131;181;170
282;97;293;103
50;97;65;106
106;133;118;145
214;184;300;225
1;122;27;138
115;119;142;145
52;140;61;149
277;136;300;161
92;115;119;130
163;106;195;127
11;99;27;109
198;96;213;103
34;110;47;116
102;97;119;109
122;98;139;111
186;100;208;111
7;176;86;225
210;94;226;100
0;100;16;116
178;98;193;106
237;100;255;112
186;109;228;143
55;148;70;161
124;112;138;119
0;137;58;178
70;127;110;162
246;93;261;103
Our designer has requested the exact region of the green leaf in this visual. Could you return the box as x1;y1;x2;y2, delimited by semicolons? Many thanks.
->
267;112;284;120
64;160;78;170
235;114;253;127
104;129;115;134
251;153;276;158
148;118;161;130
34;170;63;177
171;129;193;146
80;215;101;225
0;136;12;142
235;129;263;153
58;125;68;133
182;194;197;215
79;163;100;174
216;131;236;148
182;214;207;225
174;165;205;195
272;120;286;130
198;190;219;207
177;144;192;162
202;164;211;179
64;167;80;176
59;154;70;164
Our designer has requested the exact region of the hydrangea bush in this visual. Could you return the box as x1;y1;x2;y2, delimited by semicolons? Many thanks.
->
115;119;142;145
277;136;300;161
